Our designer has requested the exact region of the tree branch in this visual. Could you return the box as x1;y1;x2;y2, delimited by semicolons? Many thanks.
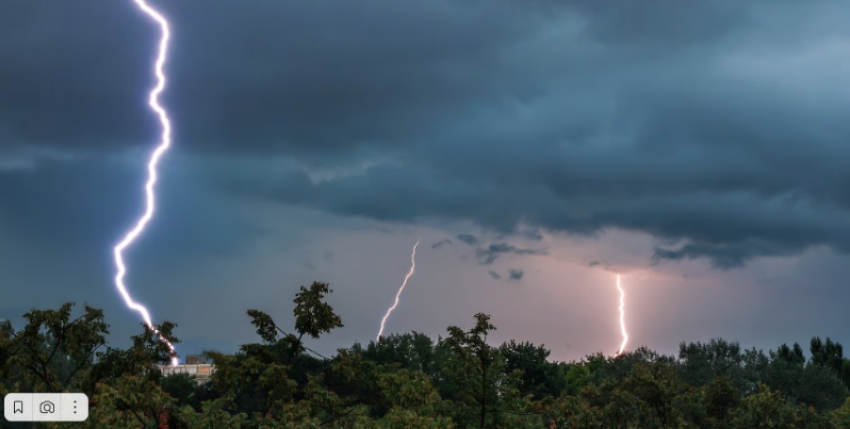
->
274;325;329;360
62;342;105;390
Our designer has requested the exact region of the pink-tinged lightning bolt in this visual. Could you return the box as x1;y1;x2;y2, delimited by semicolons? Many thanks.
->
377;238;420;341
112;0;178;366
615;274;628;355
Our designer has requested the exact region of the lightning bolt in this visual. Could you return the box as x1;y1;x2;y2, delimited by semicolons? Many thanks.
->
377;238;420;341
112;0;178;366
616;274;628;355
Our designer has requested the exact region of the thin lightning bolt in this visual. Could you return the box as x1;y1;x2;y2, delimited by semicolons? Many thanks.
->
377;238;420;341
616;274;628;355
112;0;178;366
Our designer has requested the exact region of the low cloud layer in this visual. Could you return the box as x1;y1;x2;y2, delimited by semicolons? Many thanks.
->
476;243;547;265
431;239;453;249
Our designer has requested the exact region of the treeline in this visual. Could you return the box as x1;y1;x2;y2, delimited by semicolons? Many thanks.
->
2;281;850;428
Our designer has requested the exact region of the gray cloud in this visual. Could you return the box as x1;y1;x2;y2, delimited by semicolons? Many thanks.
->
456;234;480;246
488;270;502;280
0;155;260;258
4;0;850;269
523;229;544;241
508;269;524;281
476;243;547;265
431;239;453;249
652;240;806;270
588;260;618;272
0;0;563;156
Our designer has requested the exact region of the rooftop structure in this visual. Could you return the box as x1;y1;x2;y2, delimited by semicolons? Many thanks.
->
156;355;215;385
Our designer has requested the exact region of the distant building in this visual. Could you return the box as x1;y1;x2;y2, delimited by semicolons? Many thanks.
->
157;355;215;385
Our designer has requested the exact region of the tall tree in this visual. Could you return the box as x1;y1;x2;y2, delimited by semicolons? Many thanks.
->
499;340;561;400
440;313;535;429
0;303;110;394
811;337;845;374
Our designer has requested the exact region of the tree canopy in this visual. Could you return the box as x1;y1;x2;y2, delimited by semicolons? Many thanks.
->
2;281;849;428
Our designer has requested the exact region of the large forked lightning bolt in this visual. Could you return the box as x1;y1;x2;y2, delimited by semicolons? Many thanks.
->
377;238;420;341
615;274;628;355
112;0;178;366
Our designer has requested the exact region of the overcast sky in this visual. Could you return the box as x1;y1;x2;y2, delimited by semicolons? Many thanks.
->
1;0;849;362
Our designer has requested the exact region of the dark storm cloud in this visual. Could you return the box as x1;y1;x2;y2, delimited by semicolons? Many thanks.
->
3;0;850;268
488;271;502;280
0;0;159;153
588;260;618;272
456;235;480;246
475;243;547;265
508;269;524;281
431;239;453;249
0;0;562;157
652;240;808;270
0;155;261;259
565;0;751;47
523;229;544;241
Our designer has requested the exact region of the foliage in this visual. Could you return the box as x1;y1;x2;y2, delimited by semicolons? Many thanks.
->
2;281;850;428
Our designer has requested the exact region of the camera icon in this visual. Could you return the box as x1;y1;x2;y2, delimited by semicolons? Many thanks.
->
39;400;55;414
